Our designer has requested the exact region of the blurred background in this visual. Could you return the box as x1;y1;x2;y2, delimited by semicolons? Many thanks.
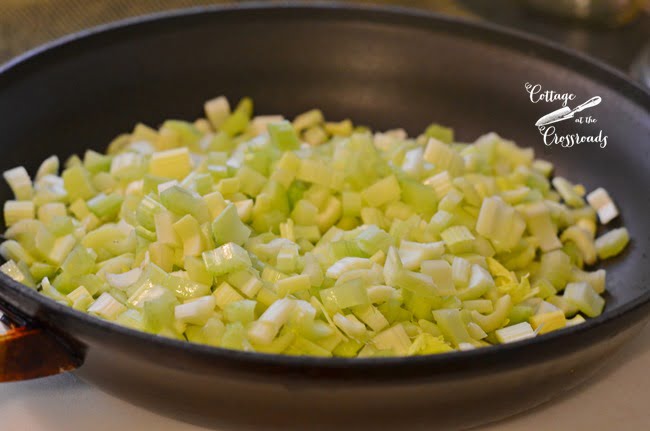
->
1;0;649;86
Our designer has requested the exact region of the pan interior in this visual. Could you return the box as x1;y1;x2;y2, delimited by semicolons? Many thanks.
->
0;5;648;334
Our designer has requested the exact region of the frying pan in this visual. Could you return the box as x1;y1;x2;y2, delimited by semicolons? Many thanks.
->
0;3;648;430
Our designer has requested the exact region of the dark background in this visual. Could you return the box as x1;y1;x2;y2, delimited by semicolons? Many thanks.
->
1;0;649;76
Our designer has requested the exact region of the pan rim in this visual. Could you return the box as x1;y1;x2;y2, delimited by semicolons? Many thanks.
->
0;1;648;379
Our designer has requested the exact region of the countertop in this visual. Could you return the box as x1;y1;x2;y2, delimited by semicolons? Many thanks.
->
0;1;649;430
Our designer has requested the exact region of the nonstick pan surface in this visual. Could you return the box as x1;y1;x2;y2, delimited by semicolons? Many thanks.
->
0;3;648;430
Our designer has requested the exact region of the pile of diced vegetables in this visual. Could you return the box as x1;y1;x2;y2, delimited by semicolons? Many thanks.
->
0;96;630;357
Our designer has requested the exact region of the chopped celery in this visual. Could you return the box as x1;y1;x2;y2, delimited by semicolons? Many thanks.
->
0;97;626;357
326;257;373;279
529;310;566;334
226;270;262;298
432;309;476;348
519;202;561;252
373;324;412;355
560;226;597;266
333;313;367;338
268;121;300;150
276;274;311;297
204;96;230;129
248;298;295;345
88;292;126;321
173;215;203;257
202;243;252;276
495;322;536;343
441;225;475;254
399;240;445;270
3;201;35;226
475;197;525;252
586;187;618;224
175;296;217;326
320;278;369;313
423;138;464;176
595;228;629;260
223;299;257;324
4;166;33;200
471;295;512;333
62;165;96;201
564;282;605;317
1;259;35;287
212;203;251;246
423;123;454;144
362;175;401;208
160;185;210;223
67;286;94;311
149;147;192;180
552;177;584;208
35;156;60;181
87;193;123;220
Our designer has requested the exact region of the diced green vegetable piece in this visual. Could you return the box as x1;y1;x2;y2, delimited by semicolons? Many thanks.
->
563;282;605;317
373;324;412;355
423;123;454;144
529;310;566;334
275;274;309;297
362;175;401;207
471;295;512;333
538;249;572;290
203;243;252;276
423;138;464;176
432;309;475;348
175;296;216;325
212;203;251;246
160;185;210;223
595;227;629;260
320;278;369;313
149;147;192;180
441;225;475;254
204;96;230;129
83;150;112;174
560;226;597;266
4;201;35;226
88;292;126;321
552;177;584;208
268;121;300;150
62;165;96;201
4;166;33;201
0;97;629;357
87;193;123;219
495;322;536;343
475;197;525;252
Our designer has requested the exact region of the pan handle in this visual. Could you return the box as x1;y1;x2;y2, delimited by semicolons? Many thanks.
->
0;298;81;382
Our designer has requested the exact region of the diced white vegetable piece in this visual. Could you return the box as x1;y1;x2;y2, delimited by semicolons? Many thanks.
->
495;322;536;343
586;187;619;224
248;298;295;345
367;285;397;304
88;293;126;320
157;180;179;194
326;257;373;279
398;241;445;271
333;313;366;338
174;296;216;325
106;268;143;290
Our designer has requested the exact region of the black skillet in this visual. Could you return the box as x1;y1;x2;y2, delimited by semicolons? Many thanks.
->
0;3;648;430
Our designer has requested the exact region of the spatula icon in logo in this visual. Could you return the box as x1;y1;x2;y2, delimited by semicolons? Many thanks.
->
535;96;602;127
